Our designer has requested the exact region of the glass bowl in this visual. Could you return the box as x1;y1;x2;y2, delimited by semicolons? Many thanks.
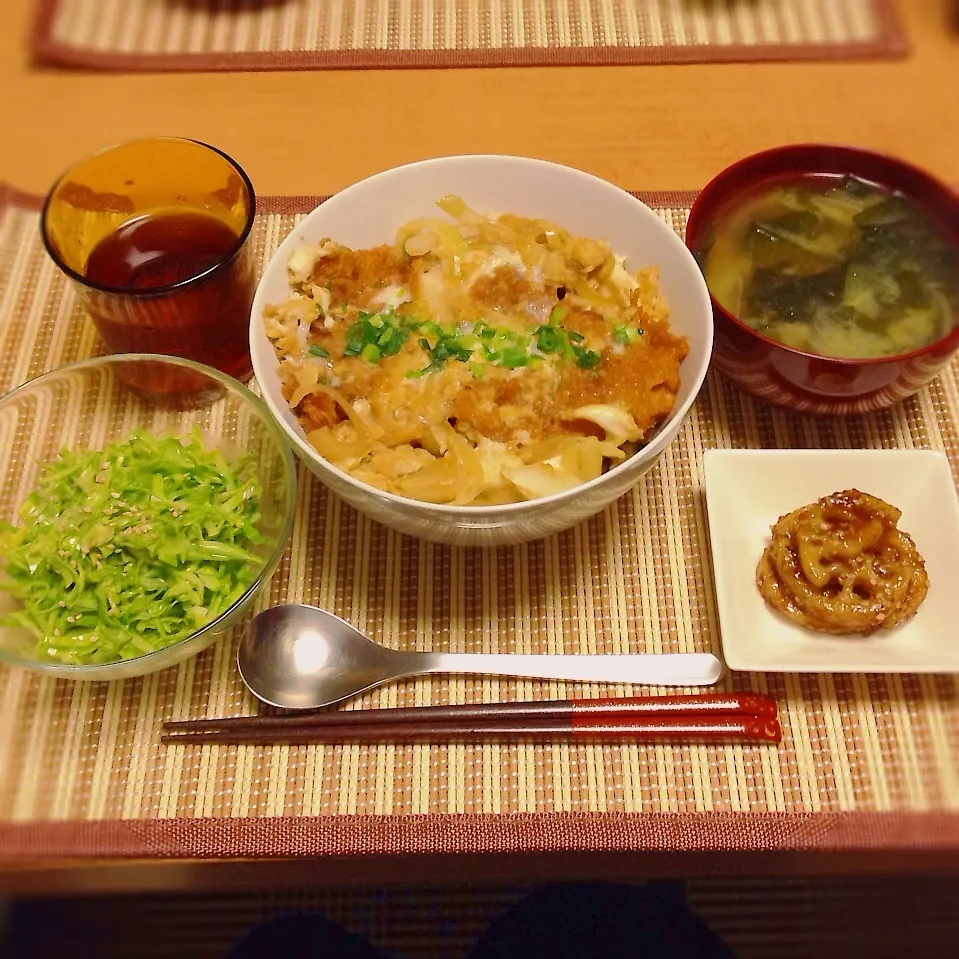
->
0;355;296;681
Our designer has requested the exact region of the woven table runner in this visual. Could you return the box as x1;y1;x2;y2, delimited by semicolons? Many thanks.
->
0;184;957;860
30;0;907;72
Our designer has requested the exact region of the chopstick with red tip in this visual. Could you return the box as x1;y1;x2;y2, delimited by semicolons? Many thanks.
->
160;714;781;745
164;692;776;733
160;693;781;745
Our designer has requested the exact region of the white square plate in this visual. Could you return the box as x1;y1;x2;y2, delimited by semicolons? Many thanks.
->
703;449;959;674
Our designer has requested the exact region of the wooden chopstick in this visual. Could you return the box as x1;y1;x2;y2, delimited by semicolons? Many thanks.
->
162;692;777;737
162;694;776;736
160;693;781;745
161;714;782;745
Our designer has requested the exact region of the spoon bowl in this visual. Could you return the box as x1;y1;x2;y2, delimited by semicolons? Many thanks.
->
238;605;419;709
237;604;724;710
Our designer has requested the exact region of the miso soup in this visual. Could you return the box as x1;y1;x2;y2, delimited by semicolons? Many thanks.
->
700;175;959;359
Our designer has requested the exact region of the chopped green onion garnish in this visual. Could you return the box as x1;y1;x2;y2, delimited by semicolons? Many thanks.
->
534;326;564;353
574;348;602;369
338;308;609;374
500;346;530;369
612;325;644;346
344;310;408;362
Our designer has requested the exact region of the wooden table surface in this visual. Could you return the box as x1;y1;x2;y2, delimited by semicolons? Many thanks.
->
2;0;959;894
2;0;959;199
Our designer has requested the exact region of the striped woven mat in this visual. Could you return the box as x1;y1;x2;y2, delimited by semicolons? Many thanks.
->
30;0;907;72
0;184;957;859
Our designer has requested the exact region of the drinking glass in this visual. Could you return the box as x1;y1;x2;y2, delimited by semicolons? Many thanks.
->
41;137;257;391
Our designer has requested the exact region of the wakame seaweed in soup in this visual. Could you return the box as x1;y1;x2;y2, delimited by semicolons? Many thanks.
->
701;175;959;359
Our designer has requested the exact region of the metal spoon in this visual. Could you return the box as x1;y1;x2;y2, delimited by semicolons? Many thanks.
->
237;604;724;709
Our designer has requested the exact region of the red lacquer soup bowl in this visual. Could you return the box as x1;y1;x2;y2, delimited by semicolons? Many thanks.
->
686;144;959;416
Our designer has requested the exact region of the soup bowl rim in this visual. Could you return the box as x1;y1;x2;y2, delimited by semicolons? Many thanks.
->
685;142;959;366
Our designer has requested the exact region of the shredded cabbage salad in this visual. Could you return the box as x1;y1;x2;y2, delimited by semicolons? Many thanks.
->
0;430;269;666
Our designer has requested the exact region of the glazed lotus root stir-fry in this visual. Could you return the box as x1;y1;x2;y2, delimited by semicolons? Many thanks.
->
263;196;689;505
756;489;929;635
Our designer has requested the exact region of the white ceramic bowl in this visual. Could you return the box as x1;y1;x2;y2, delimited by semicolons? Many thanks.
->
251;155;713;546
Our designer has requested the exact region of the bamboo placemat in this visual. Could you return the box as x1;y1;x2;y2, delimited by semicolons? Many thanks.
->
0;183;957;860
30;0;907;72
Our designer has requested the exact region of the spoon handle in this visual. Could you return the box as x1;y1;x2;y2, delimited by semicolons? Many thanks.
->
417;652;723;687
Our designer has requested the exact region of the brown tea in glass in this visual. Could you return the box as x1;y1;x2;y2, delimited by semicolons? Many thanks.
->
41;138;257;398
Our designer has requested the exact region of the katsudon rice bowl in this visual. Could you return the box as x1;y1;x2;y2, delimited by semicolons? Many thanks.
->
250;156;713;545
